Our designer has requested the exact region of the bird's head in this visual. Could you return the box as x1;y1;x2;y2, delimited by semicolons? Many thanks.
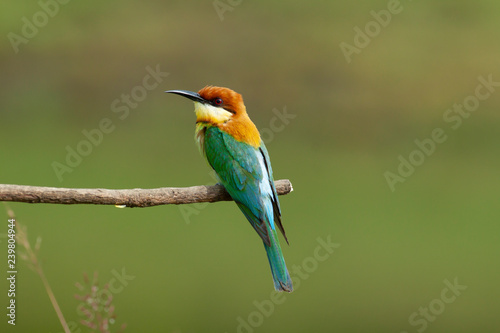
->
166;85;261;147
165;86;246;125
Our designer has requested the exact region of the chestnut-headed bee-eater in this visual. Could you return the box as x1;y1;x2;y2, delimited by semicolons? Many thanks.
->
165;86;293;292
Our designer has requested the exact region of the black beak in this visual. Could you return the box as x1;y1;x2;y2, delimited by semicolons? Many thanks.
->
165;90;207;104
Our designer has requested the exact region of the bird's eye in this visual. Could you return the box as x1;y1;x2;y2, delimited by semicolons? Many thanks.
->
214;98;223;105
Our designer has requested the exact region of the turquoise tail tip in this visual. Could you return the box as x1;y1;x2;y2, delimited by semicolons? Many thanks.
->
264;239;293;293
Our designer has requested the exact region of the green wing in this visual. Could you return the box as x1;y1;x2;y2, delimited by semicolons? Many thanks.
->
202;126;286;246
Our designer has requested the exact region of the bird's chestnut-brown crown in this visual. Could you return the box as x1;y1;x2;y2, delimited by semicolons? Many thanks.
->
197;85;247;115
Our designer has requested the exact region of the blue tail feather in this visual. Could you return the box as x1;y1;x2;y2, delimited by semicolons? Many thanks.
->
264;228;293;292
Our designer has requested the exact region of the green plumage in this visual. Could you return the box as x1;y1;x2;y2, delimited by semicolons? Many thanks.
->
197;124;293;292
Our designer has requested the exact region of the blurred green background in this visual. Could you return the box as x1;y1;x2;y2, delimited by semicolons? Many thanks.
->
1;0;500;332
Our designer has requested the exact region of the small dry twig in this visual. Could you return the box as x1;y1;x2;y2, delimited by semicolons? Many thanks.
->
6;205;71;333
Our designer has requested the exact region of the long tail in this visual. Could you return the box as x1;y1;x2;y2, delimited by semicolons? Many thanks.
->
264;228;293;292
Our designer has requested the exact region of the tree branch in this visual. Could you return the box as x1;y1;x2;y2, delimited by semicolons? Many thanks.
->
0;180;293;208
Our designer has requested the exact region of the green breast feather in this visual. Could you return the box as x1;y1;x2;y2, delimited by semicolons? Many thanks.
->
201;126;286;245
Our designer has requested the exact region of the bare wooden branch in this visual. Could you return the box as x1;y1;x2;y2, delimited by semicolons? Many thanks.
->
0;180;293;208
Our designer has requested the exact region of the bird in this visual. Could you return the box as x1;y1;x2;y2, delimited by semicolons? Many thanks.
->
165;86;293;292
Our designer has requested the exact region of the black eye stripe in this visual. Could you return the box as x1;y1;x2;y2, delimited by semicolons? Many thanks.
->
223;107;236;114
209;97;235;113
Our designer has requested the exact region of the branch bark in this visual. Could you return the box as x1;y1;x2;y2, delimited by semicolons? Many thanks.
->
0;180;293;208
